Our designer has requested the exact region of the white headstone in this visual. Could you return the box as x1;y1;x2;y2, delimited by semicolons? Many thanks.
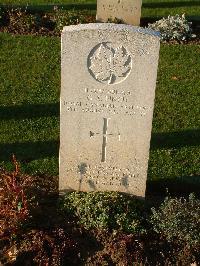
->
60;23;160;197
96;0;142;26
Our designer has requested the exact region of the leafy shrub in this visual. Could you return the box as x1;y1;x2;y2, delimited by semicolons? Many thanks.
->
148;14;196;42
0;155;29;241
52;8;95;33
60;192;146;234
0;7;95;35
151;194;200;247
6;8;36;34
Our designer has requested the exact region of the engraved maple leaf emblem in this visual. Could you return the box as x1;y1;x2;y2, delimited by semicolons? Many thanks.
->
88;43;132;85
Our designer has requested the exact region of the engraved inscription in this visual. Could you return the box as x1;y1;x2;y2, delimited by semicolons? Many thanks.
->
63;86;152;117
64;100;151;117
90;118;121;162
102;3;138;13
88;42;132;85
65;162;142;188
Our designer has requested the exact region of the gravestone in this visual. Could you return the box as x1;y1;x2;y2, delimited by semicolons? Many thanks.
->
60;23;160;197
96;0;142;26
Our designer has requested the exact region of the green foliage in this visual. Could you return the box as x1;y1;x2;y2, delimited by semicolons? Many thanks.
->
60;192;146;234
0;33;60;175
0;0;95;4
0;7;95;35
142;0;200;18
148;14;196;42
151;194;200;246
148;43;200;184
52;8;93;33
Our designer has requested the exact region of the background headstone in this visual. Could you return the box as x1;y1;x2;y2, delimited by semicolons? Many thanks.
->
96;0;142;26
60;24;160;197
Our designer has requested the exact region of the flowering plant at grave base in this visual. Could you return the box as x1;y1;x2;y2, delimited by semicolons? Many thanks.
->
148;14;196;42
150;193;200;247
60;191;147;234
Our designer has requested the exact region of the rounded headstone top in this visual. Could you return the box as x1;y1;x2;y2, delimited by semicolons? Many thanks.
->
62;23;160;38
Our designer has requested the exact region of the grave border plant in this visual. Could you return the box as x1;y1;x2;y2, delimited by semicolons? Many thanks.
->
0;7;199;43
151;193;200;247
1;159;200;265
148;14;196;42
0;6;96;36
60;191;148;234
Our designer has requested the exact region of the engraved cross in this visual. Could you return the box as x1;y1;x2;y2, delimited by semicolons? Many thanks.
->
90;118;121;162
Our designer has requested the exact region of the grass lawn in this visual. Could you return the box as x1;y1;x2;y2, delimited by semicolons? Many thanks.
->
0;0;200;18
0;33;199;195
0;34;60;175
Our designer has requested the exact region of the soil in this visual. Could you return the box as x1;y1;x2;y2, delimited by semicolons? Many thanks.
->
1;169;200;265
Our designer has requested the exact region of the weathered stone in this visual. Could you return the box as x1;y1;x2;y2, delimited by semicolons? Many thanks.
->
60;23;160;197
96;0;142;26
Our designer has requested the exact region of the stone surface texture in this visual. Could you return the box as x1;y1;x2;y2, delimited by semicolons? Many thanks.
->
96;0;142;26
60;23;160;197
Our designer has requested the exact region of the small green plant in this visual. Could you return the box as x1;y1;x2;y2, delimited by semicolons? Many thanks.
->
148;14;196;42
60;191;146;234
52;8;94;33
151;194;200;247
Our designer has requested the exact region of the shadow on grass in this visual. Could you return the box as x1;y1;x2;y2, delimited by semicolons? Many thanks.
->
143;1;200;9
150;129;200;149
0;103;59;120
0;3;97;12
146;175;200;202
0;129;199;162
0;140;59;162
1;1;200;10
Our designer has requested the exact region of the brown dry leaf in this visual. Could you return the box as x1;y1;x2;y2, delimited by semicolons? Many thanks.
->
171;76;179;80
4;245;18;263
